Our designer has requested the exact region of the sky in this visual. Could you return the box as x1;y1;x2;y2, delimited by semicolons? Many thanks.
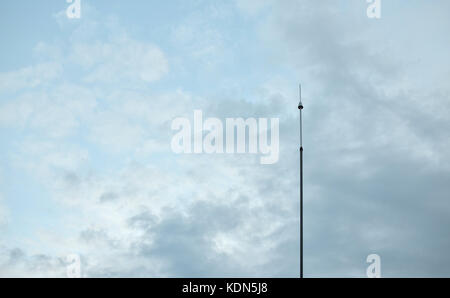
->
0;0;449;277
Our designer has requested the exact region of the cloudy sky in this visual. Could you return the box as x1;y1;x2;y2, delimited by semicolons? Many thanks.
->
0;0;449;277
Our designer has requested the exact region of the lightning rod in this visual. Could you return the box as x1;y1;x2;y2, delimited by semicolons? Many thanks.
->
298;84;304;279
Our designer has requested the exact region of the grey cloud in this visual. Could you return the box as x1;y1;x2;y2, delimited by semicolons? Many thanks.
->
0;247;66;278
134;200;248;277
251;0;450;277
99;192;119;203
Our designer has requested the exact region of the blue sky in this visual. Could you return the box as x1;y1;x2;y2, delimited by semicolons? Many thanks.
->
0;0;450;277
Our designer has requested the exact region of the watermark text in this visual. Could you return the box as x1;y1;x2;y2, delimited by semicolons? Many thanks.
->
171;110;279;165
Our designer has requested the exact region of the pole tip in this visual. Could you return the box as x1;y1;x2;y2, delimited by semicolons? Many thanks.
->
298;84;303;109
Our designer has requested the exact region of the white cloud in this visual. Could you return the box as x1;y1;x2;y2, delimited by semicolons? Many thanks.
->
2;84;300;276
235;0;273;16
0;62;62;92
71;39;169;84
0;84;98;138
0;2;295;277
0;201;8;228
0;170;9;228
169;3;234;70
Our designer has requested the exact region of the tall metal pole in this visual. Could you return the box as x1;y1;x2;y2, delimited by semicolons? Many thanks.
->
298;84;304;279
